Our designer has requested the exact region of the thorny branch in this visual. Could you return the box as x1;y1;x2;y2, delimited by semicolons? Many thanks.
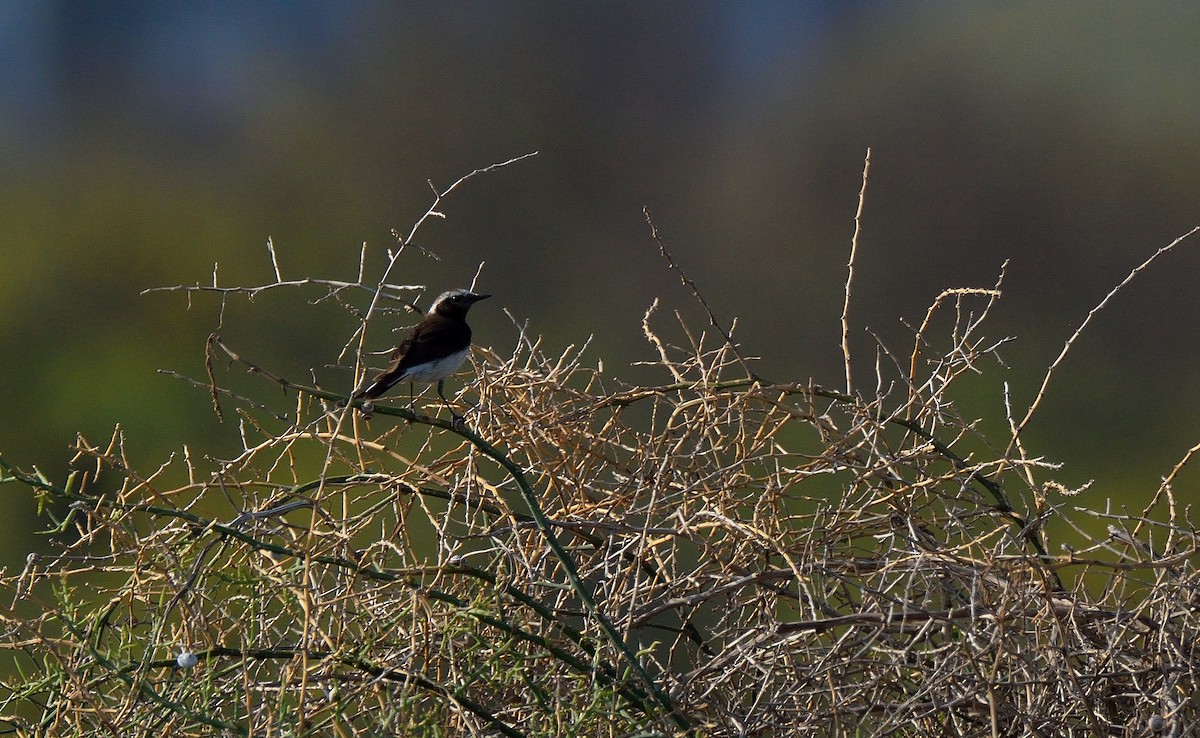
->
643;207;762;384
843;147;871;394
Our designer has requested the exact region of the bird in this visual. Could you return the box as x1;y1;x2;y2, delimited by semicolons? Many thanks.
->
352;289;490;419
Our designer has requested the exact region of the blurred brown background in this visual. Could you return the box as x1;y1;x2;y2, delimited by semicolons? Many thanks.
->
2;3;1200;567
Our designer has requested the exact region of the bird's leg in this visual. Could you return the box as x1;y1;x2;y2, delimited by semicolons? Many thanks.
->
402;382;423;422
437;379;464;425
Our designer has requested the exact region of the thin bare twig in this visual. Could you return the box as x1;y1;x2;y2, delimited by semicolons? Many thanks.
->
642;207;761;383
266;236;283;282
204;332;224;421
843;147;871;393
1012;225;1200;441
142;275;423;301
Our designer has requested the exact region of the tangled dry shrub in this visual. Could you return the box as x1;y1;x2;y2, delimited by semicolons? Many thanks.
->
2;158;1199;737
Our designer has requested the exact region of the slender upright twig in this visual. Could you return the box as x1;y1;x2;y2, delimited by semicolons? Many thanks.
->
843;147;871;393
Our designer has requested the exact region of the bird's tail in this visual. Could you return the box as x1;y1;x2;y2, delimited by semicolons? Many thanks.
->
351;379;386;401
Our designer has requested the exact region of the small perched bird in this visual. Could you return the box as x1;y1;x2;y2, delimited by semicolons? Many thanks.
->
352;289;490;418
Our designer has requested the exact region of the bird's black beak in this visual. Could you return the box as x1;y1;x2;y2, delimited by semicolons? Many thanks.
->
469;293;491;302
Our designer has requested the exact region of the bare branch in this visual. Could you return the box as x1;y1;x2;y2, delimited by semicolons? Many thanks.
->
1012;225;1200;441
642;207;761;382
266;236;282;282
843;147;871;393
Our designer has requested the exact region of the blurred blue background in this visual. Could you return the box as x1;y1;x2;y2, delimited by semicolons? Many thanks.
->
3;2;1200;566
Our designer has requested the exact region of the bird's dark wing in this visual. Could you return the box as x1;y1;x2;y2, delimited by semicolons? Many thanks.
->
353;318;471;399
390;318;470;375
352;329;420;400
381;330;420;376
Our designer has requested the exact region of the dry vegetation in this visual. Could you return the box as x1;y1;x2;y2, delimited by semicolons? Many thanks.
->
2;157;1200;737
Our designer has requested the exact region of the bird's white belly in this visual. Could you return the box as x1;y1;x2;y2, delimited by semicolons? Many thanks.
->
399;348;470;383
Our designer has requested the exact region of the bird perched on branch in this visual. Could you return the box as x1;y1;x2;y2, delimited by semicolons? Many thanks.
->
353;289;490;420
